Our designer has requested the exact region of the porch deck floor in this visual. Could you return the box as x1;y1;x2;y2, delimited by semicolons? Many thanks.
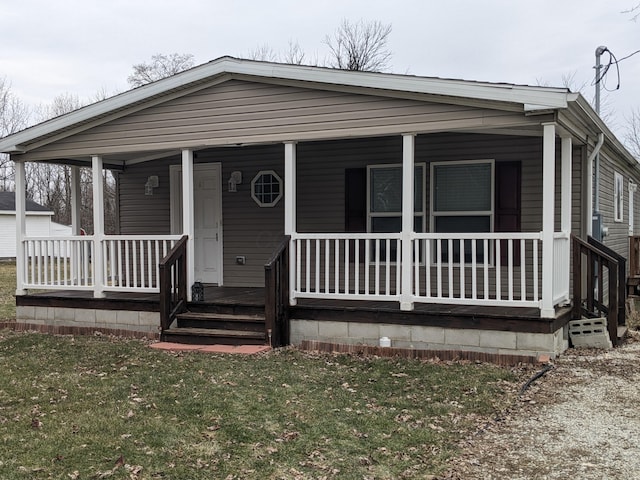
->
23;286;544;319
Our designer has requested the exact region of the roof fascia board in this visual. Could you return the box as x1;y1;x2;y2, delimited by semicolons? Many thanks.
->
0;57;572;153
229;61;570;108
572;95;638;168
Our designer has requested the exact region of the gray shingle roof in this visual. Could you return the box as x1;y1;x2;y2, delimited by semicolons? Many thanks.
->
0;192;51;212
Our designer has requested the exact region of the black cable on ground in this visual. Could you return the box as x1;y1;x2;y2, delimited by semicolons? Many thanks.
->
519;363;554;396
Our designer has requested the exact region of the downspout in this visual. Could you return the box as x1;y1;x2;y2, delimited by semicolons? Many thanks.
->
587;132;605;236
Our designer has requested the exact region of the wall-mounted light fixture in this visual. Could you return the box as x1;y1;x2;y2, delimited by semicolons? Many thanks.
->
145;175;159;195
228;171;242;192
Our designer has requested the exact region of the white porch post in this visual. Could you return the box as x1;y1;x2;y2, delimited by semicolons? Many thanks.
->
15;159;26;296
70;166;82;235
400;134;415;311
560;136;572;234
284;142;297;305
541;123;556;317
182;149;195;301
92;155;105;298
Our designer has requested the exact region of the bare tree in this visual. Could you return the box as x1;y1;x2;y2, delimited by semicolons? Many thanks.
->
625;108;640;160
127;53;195;88
247;44;279;62
623;3;640;20
282;40;306;65
0;77;30;191
324;19;392;72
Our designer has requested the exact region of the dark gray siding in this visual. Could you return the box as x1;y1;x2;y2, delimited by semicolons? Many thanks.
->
118;133;584;288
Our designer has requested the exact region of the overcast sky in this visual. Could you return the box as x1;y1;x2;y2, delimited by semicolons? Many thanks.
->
2;0;639;140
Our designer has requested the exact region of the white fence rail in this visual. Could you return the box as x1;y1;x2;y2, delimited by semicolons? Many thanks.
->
20;235;182;293
412;232;542;307
291;233;402;301
102;236;182;292
23;237;95;289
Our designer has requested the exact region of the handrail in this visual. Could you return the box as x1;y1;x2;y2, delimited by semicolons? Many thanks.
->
159;235;188;334
264;235;291;348
588;236;626;326
629;236;640;278
572;234;619;346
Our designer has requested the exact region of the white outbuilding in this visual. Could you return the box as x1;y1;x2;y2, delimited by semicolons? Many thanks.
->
0;192;71;258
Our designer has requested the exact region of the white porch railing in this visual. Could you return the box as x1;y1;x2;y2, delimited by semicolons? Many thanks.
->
23;236;95;289
291;233;402;301
412;232;541;307
102;236;182;292
552;232;570;304
291;231;569;311
20;235;182;293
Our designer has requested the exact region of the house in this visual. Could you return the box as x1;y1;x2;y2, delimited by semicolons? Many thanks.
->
1;57;638;361
0;192;72;258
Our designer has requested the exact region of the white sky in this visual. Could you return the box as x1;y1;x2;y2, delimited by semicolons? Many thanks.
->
2;0;639;140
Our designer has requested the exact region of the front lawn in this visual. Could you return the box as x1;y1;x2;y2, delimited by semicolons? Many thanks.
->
0;260;16;320
0;332;519;479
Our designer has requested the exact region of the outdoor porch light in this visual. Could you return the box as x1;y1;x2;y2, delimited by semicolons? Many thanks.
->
144;175;159;195
228;171;242;192
191;281;205;302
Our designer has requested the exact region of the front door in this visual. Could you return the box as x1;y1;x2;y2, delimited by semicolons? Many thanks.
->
171;163;223;284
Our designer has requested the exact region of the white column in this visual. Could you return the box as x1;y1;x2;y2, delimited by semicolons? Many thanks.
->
70;166;82;235
541;123;556;317
284;142;297;305
182;149;195;301
92;155;105;298
629;182;637;236
15;159;26;296
400;134;415;311
560;137;572;234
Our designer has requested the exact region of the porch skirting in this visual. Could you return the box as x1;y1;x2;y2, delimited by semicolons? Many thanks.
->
290;318;569;360
15;305;161;335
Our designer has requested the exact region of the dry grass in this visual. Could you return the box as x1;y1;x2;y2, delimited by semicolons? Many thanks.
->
0;332;520;479
0;259;16;320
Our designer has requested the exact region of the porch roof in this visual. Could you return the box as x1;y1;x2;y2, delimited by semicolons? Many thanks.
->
0;56;635;168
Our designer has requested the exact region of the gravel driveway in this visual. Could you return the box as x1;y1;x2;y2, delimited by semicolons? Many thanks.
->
442;333;640;479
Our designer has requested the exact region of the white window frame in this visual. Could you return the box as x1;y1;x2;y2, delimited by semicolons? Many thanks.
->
430;159;495;265
614;171;624;223
251;170;282;207
366;162;426;233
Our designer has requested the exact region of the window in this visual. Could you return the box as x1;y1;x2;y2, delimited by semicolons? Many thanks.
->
614;171;624;222
367;164;425;233
251;170;282;207
366;163;425;261
431;160;494;262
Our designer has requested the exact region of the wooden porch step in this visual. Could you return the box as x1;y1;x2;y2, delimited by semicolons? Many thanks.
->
162;327;267;346
176;311;265;332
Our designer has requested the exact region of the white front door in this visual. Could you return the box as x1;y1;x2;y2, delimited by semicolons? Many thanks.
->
171;163;223;284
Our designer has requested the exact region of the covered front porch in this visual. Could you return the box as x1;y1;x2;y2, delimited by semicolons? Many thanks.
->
13;125;575;320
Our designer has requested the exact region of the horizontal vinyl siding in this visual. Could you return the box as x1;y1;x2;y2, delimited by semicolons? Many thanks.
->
598;152;640;273
297;133;584;236
24;80;543;160
118;157;177;235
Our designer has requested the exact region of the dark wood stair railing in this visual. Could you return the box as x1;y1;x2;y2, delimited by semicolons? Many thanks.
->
159;235;188;336
264;235;290;348
587;236;626;327
572;234;620;346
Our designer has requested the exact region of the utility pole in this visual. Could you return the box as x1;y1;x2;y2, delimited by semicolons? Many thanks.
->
593;45;607;240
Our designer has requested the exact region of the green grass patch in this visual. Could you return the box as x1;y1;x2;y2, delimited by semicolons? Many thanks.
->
0;332;518;479
0;260;16;320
